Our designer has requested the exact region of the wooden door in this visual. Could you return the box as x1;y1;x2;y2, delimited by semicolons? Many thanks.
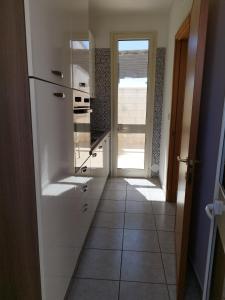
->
166;17;190;203
176;0;209;299
0;0;41;299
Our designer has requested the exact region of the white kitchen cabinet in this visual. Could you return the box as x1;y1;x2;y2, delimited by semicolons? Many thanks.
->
103;134;110;179
24;0;73;87
29;79;74;190
89;31;96;98
29;78;74;300
71;36;90;93
89;133;110;200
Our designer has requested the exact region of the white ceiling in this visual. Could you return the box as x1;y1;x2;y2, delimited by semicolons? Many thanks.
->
90;0;174;16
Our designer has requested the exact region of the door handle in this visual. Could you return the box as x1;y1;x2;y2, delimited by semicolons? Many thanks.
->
205;201;225;220
177;156;189;164
118;125;129;131
205;204;214;220
177;156;200;165
51;70;64;78
53;92;66;99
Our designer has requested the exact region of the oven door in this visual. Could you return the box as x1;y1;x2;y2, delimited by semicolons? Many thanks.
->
74;107;92;171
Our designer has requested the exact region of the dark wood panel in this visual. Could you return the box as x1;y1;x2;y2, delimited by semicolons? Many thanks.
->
166;17;189;203
0;1;41;299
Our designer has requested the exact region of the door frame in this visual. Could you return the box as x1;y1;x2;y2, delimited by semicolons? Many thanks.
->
166;16;190;203
203;100;225;300
111;32;157;178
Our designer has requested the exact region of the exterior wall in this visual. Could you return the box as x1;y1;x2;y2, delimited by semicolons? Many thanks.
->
189;0;225;288
91;47;166;174
159;0;193;189
90;14;169;48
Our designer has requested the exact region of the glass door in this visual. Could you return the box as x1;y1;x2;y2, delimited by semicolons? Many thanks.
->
112;34;156;177
204;105;225;300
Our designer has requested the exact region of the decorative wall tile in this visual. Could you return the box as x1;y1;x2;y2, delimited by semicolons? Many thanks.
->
91;48;111;132
151;48;166;175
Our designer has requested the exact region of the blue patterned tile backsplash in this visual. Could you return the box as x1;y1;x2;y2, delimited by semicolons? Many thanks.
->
91;47;166;175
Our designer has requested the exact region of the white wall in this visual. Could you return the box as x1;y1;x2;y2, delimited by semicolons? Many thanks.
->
159;0;193;190
90;14;169;48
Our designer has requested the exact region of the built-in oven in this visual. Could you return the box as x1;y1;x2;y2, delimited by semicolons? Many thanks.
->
73;91;92;171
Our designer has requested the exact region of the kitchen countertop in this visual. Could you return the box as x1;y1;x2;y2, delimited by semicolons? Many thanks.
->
90;129;111;153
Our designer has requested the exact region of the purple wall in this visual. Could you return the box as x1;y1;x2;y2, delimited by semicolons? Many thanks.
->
189;0;225;288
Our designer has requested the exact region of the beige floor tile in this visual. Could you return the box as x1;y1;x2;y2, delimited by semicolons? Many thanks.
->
123;229;160;252
121;251;165;283
69;279;119;300
125;213;156;230
120;282;169;300
85;228;123;250
93;212;124;229
76;249;121;280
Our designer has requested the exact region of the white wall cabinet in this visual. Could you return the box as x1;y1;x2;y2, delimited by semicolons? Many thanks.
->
71;44;90;93
24;0;73;87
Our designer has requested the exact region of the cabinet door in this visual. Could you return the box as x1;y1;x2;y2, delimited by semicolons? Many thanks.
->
41;192;85;300
71;37;90;93
24;0;72;87
89;141;106;209
89;31;95;98
103;135;110;180
40;172;94;300
30;79;74;190
91;142;105;178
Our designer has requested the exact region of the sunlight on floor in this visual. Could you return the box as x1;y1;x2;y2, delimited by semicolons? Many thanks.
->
117;152;145;169
115;177;166;202
124;178;156;187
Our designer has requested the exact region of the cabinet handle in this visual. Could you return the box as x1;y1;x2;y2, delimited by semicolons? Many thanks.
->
79;82;86;87
92;153;97;157
81;184;88;192
53;92;66;99
98;145;103;149
51;70;64;78
81;166;87;173
81;184;88;193
82;207;88;213
83;203;88;207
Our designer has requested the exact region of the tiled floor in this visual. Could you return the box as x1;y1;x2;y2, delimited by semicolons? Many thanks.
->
68;177;177;300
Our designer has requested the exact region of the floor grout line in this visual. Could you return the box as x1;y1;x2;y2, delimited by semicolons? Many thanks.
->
84;247;175;255
155;223;172;300
75;276;169;285
96;210;176;216
117;183;127;300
